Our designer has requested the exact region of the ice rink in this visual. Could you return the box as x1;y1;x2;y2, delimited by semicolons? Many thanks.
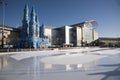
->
0;47;120;80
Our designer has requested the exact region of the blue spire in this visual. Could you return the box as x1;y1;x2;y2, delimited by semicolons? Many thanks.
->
30;7;36;22
35;15;38;22
23;3;29;21
40;24;45;38
29;7;37;48
22;4;29;38
36;15;40;37
19;4;30;48
29;7;36;37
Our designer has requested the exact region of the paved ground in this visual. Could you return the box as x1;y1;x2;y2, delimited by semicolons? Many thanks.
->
0;47;120;80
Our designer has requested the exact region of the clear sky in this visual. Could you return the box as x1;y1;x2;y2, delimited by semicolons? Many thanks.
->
0;0;120;37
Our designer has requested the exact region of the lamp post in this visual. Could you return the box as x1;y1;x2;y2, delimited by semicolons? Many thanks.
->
0;1;7;48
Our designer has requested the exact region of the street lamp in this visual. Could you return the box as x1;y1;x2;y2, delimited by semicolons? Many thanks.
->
0;1;7;48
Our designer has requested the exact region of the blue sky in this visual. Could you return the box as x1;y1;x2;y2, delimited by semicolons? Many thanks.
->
0;0;120;37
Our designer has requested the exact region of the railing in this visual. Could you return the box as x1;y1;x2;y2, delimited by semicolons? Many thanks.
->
0;48;53;52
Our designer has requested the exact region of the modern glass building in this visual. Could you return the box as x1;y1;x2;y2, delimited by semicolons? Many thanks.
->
46;20;98;47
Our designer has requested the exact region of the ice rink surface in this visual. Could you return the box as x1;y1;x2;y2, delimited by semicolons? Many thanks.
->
0;47;120;80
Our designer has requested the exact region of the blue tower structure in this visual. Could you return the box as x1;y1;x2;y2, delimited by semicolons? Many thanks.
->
22;4;29;36
18;4;49;49
39;24;49;48
29;7;38;48
35;15;40;37
40;24;45;38
18;4;29;48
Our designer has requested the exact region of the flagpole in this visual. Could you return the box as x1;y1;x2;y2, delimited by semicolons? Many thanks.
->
0;1;7;48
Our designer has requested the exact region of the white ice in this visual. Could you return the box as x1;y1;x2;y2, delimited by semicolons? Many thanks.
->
0;47;120;80
2;47;119;65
